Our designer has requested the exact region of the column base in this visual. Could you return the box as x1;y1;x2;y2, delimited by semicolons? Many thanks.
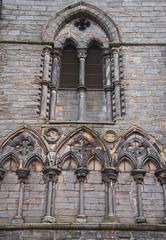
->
102;215;120;223
42;216;56;223
76;214;87;223
12;216;24;224
135;216;146;224
162;218;166;224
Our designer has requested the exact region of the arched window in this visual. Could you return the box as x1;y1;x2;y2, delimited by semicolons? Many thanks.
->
59;42;79;89
40;7;123;122
85;42;103;89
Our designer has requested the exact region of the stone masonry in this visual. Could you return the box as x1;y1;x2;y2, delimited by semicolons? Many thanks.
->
0;0;166;239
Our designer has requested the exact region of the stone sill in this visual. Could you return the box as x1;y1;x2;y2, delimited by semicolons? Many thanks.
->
0;223;165;232
49;120;115;125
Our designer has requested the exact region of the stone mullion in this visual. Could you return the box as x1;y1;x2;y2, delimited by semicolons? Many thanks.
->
102;167;119;222
13;168;29;223
50;49;61;120
40;47;51;118
155;169;166;223
103;50;113;121
43;166;61;223
112;47;122;118
132;169;146;223
75;167;88;223
77;49;87;121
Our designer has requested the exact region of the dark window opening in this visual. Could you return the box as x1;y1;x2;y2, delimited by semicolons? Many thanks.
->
59;43;79;88
85;43;103;89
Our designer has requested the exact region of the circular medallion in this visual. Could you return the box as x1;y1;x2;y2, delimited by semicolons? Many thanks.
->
103;130;117;143
44;128;61;144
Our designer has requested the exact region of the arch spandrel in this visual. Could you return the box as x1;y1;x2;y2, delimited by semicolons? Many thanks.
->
115;126;162;169
55;126;111;168
0;125;48;169
42;1;121;44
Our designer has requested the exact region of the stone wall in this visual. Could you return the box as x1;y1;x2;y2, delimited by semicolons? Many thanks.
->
0;0;166;239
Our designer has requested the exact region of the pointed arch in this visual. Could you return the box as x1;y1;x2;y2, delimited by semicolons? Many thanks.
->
0;152;19;169
85;153;104;169
1;125;49;154
115;126;161;169
24;154;45;169
141;155;161;170
42;1;121;43
56;126;111;166
115;126;161;154
115;155;136;170
58;151;80;169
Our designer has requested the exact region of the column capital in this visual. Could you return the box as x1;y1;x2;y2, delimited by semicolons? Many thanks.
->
155;169;166;185
77;48;87;59
0;168;5;181
43;46;52;54
43;166;61;183
75;167;88;182
112;47;120;54
16;168;30;183
102;49;111;58
51;48;61;58
131;169;146;184
102;167;119;183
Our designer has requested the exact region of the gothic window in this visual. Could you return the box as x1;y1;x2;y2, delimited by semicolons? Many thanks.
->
85;42;103;89
59;42;79;89
40;3;123;122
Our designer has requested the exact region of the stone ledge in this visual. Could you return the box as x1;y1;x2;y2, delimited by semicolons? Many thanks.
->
0;223;165;232
0;41;166;46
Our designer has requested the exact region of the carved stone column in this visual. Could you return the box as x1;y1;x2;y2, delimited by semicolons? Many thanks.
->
41;47;51;118
77;49;87;121
50;49;61;120
155;169;166;223
13;168;29;223
75;167;88;223
102;167;119;222
132;169;146;223
112;47;122;118
103;49;113;121
43;166;61;223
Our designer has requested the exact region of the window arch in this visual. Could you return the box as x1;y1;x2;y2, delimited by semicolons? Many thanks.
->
40;4;123;122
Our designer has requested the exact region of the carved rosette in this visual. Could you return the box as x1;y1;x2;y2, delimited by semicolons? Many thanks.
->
155;169;166;185
75;167;88;182
0;168;5;181
101;167;119;183
131;169;146;184
43;166;61;183
16;168;30;183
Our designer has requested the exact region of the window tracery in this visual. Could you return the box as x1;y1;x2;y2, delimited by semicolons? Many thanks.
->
40;3;124;122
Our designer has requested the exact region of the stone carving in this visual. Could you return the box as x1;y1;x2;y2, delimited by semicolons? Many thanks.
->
103;130;117;143
125;139;147;159
10;133;35;157
74;17;90;31
44;128;61;144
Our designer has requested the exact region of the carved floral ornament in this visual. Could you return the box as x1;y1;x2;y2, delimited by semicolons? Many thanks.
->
44;127;61;144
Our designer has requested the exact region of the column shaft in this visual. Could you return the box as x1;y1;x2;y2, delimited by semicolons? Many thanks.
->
112;48;121;117
41;47;51;117
78;50;87;121
50;49;61;120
